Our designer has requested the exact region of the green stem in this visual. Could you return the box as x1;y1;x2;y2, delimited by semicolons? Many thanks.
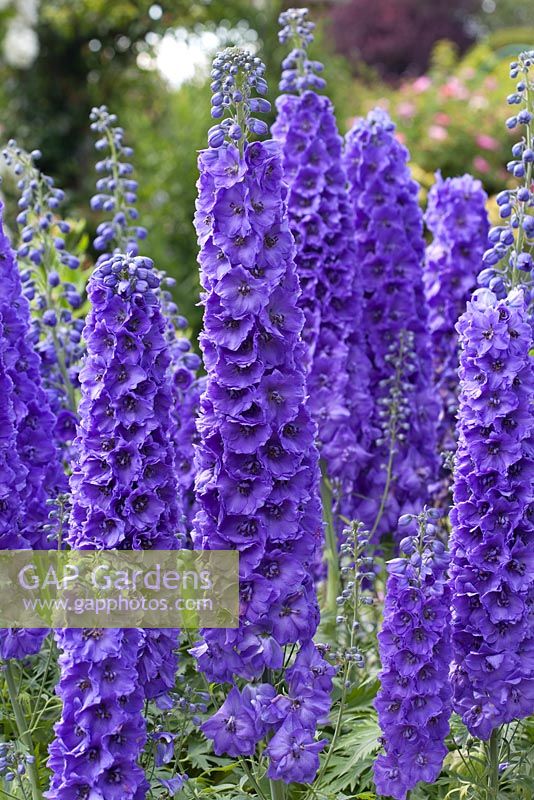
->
488;728;500;800
269;778;287;800
3;662;42;800
238;758;269;800
320;468;340;613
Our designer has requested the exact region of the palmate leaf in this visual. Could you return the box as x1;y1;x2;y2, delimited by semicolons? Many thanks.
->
321;713;381;795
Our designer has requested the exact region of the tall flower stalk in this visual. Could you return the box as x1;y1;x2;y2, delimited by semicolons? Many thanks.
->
374;509;452;800
90;105;203;539
48;253;183;798
272;9;371;597
344;110;439;540
192;47;331;787
2;144;83;444
449;51;534;786
424;173;489;463
0;202;65;664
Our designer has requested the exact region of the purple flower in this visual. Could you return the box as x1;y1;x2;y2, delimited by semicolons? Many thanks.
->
0;203;66;661
202;687;260;757
266;716;327;783
2;146;84;440
424;172;489;474
192;48;329;783
450;287;534;739
343;109;439;539
272;22;371;514
48;253;185;798
374;512;452;799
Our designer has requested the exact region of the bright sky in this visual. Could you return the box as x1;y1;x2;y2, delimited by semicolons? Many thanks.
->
139;23;259;89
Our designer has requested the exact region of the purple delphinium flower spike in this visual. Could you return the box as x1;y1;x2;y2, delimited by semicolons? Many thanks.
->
192;47;330;782
162;292;205;537
424;173;489;459
450;287;534;738
344;109;440;540
0;203;65;660
272;8;371;505
89;106;203;537
2;143;84;447
48;255;184;798
450;51;534;741
0;202;66;544
374;509;452;800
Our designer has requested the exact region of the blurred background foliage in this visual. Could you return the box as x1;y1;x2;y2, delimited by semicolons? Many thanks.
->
0;0;532;328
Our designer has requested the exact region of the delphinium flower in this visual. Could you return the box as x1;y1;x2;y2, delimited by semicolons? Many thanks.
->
343;109;440;540
0;202;65;544
48;255;183;798
450;51;534;742
89;106;203;536
162;291;204;536
0;203;65;660
374;509;452;800
2;142;84;445
192;48;329;783
424;173;489;459
272;8;371;510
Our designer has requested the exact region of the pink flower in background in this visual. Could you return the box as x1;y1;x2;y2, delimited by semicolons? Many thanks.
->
395;131;406;144
434;112;450;126
412;75;431;93
476;133;499;151
473;155;490;173
429;125;448;141
440;78;468;100
470;95;488;109
484;76;498;90
397;101;415;119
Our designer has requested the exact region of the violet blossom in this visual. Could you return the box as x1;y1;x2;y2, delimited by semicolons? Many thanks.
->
374;510;452;800
449;287;534;738
0;203;65;660
450;51;534;740
48;254;184;798
343;109;439;539
90;106;203;536
424;172;489;456
192;47;330;783
272;8;371;501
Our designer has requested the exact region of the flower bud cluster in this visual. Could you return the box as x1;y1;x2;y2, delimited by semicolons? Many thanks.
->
344;109;439;539
2;142;84;442
449;287;534;739
278;8;326;93
374;509;452;800
479;51;534;296
424;173;489;457
90;105;147;257
208;48;270;149
334;522;376;675
0;740;36;789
